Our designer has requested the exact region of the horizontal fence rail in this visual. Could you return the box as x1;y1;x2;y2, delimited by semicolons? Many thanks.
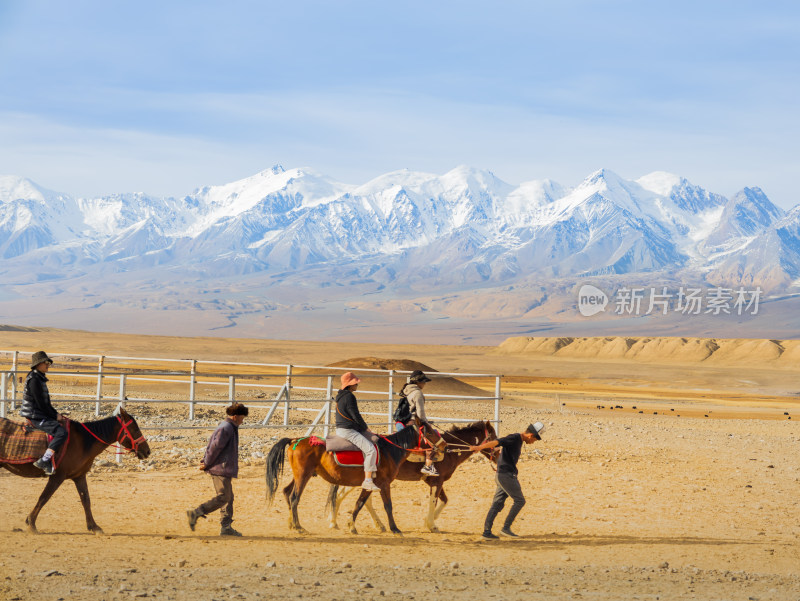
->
1;349;504;463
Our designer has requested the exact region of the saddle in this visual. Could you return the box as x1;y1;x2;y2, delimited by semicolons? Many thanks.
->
0;417;70;467
323;433;380;468
404;447;444;463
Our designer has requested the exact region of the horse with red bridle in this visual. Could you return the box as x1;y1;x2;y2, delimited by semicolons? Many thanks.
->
265;419;443;535
327;420;498;532
0;407;150;533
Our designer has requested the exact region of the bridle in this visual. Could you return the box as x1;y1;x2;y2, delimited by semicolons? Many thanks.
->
80;414;146;455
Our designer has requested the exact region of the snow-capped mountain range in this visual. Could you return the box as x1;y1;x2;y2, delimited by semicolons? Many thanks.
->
2;165;799;293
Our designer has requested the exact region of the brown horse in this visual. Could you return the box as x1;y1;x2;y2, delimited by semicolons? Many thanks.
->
327;420;497;532
265;421;442;535
0;407;150;533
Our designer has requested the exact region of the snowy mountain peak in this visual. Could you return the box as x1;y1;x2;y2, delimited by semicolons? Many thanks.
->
2;166;800;295
0;175;58;204
636;171;683;196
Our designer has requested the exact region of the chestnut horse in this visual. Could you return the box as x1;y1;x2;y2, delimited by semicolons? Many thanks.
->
327;420;497;532
0;407;150;533
265;421;442;535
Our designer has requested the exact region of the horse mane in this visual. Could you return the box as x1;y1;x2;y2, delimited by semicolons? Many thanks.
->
446;420;488;434
376;425;418;465
78;415;119;451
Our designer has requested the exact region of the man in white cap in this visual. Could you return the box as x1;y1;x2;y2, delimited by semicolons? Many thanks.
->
470;422;544;539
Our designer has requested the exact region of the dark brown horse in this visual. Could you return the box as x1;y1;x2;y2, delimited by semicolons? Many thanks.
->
326;420;497;532
0;408;150;533
265;421;442;535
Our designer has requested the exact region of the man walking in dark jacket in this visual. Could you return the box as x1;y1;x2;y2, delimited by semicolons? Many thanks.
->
187;403;248;536
470;422;545;539
20;351;66;475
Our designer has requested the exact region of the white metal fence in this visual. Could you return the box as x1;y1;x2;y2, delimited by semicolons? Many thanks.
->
0;349;503;439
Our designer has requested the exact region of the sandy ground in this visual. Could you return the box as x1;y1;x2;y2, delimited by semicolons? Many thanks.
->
2;329;800;600
2;405;800;600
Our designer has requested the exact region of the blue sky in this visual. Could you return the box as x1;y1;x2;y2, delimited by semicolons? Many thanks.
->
0;1;798;207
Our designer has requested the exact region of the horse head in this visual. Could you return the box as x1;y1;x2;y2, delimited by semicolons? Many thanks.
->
114;407;151;460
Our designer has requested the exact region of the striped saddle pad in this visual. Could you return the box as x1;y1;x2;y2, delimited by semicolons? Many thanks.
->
0;417;49;464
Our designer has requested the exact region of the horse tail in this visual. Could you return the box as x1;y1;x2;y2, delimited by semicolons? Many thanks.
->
325;483;340;512
265;437;293;505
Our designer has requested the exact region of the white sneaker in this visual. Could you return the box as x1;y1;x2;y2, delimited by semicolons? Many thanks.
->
420;464;439;476
361;479;381;492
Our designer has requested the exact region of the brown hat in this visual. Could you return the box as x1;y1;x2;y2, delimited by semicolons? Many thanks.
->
30;351;54;369
340;372;361;389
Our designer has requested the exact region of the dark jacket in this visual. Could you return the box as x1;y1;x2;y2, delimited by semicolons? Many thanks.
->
202;419;240;478
20;370;58;421
335;389;368;433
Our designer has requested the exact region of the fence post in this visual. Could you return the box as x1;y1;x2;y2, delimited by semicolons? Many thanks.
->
323;376;333;437
1;371;7;418
283;365;292;426
494;376;502;436
189;360;197;420
116;374;127;465
387;370;395;432
10;351;18;411
95;356;105;416
229;376;235;403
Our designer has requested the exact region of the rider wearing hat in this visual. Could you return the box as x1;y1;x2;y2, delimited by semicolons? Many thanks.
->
398;370;439;476
470;422;545;539
334;372;381;492
20;351;66;475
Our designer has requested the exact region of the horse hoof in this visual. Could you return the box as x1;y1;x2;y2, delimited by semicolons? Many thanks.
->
391;529;403;537
377;525;387;533
427;526;440;534
329;523;340;530
296;527;309;535
90;527;104;535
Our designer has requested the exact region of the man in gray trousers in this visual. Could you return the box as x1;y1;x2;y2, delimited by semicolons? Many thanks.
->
187;403;249;536
471;422;544;539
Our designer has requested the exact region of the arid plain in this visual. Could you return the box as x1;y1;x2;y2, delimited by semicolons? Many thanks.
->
1;327;799;600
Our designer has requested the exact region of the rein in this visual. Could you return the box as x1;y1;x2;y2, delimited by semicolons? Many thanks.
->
79;415;145;454
444;422;492;452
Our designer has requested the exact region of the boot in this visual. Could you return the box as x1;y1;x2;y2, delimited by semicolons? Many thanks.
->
186;509;206;531
33;457;54;475
220;524;242;537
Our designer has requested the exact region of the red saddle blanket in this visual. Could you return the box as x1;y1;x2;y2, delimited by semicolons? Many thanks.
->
0;417;70;467
331;445;380;467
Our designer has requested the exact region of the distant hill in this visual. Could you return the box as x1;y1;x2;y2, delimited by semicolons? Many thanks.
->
494;336;800;368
